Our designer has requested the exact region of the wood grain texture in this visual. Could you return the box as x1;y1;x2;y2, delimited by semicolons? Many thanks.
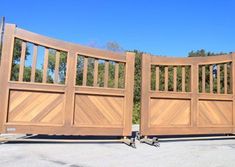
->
74;94;123;127
8;91;64;124
198;100;232;126
0;24;135;136
150;98;191;126
141;53;234;136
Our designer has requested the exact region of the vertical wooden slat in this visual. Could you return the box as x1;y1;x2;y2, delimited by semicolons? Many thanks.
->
54;51;60;84
42;48;49;83
224;63;227;94
114;62;119;88
104;60;109;87
217;64;220;94
164;66;168;91
155;66;159;91
93;59;98;87
209;64;213;93
202;65;205;93
30;45;38;82
82;57;88;86
19;41;26;81
173;66;177;92
182;66;185;92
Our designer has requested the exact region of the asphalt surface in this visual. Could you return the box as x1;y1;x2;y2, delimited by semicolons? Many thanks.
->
1;136;235;167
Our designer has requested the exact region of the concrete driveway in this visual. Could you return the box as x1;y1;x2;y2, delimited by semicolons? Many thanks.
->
0;136;235;167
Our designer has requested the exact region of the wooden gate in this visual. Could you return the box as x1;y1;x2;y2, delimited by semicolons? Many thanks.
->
141;53;235;136
0;23;135;136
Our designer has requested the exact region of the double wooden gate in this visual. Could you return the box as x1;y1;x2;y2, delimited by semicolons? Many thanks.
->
1;23;235;138
0;23;135;136
141;53;235;136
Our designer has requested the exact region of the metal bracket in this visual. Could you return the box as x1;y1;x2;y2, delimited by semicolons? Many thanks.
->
122;136;136;148
136;132;160;147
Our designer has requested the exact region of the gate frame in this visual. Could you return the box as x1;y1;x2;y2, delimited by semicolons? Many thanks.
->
0;23;135;137
140;53;235;139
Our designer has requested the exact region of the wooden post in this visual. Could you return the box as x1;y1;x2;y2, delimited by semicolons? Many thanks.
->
140;54;151;136
64;50;77;127
0;24;16;132
123;52;135;136
191;63;198;127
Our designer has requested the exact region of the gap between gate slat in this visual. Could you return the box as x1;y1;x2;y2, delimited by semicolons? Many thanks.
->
54;51;60;84
224;63;227;94
104;60;109;87
114;63;119;88
93;59;98;87
173;66;177;92
82;57;88;86
156;66;159;91
210;65;213;93
164;66;168;91
19;41;26;82
43;48;49;83
30;45;38;82
182;66;185;92
217;64;220;94
202;65;205;93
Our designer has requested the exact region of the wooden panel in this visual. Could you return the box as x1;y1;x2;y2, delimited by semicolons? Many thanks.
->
8;91;64;124
198;100;232;126
74;94;124;127
150;98;191;126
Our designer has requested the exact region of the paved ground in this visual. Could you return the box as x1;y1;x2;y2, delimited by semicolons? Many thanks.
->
0;136;235;167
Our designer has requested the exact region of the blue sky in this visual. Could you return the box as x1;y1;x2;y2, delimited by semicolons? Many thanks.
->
1;0;235;57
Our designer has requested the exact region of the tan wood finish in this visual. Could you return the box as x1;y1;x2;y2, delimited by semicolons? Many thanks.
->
0;23;135;137
141;53;235;136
